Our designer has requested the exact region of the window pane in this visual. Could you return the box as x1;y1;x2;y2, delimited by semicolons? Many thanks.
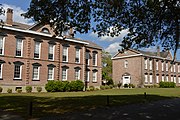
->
62;47;68;62
93;71;97;82
48;44;54;60
62;68;67;80
33;66;39;80
75;69;80;80
0;36;4;55
93;53;97;65
34;42;40;58
14;65;21;79
16;39;22;56
0;64;2;78
75;49;80;63
48;67;54;80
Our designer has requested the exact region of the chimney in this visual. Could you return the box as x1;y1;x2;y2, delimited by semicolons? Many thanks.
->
157;46;160;56
69;27;74;38
6;8;13;25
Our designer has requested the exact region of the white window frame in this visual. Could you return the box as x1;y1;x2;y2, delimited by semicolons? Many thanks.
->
0;64;3;79
144;59;148;69
166;76;169;82
162;76;164;82
178;77;180;83
178;65;180;73
16;38;23;57
156;75;159;83
92;71;97;82
92;52;97;66
145;74;148;83
149;60;152;70
34;41;41;59
62;46;68;62
156;61;158;70
0;36;5;55
33;66;40;80
149;74;152;83
75;48;80;63
174;64;176;72
86;52;90;65
171;76;173;82
166;63;168;71
14;64;22;79
124;60;128;68
48;44;55;60
62;68;68;81
75;69;80;80
48;67;54;80
86;71;90;82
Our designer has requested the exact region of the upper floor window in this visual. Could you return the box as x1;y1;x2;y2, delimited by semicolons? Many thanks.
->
48;44;55;60
156;61;158;70
86;52;90;65
149;60;152;70
174;64;176;72
16;38;23;57
34;41;41;59
92;52;97;66
41;28;50;34
0;36;5;55
62;46;68;62
144;59;148;69
166;62;168;71
171;64;173;72
75;48;80;63
124;60;128;68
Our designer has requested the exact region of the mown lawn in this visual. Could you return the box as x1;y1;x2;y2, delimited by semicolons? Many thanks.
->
0;88;180;118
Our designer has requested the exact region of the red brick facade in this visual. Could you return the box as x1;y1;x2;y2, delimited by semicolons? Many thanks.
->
0;9;102;92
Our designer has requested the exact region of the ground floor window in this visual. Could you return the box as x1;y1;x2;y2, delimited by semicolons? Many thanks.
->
14;65;22;79
48;67;54;80
33;66;40;80
92;71;97;82
62;68;68;81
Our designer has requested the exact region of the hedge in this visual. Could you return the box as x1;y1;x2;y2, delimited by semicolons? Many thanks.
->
159;81;176;88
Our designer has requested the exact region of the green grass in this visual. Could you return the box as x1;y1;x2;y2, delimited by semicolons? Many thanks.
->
0;88;180;118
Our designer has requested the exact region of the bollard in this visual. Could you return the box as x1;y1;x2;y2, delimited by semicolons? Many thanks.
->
28;101;33;116
144;92;147;99
107;95;110;106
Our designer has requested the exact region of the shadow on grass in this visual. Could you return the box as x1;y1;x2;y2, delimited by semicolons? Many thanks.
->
0;94;175;118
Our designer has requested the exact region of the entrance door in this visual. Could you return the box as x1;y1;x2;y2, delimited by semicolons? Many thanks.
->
122;76;130;85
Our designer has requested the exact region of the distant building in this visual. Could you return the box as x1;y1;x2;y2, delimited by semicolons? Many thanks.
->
112;47;180;87
0;8;102;92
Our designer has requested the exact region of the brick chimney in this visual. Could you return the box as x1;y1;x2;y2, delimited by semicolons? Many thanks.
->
157;46;160;56
6;8;13;25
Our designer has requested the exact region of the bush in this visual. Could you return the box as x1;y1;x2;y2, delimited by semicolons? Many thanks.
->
106;78;114;85
117;83;122;88
7;88;12;93
26;86;32;93
105;85;110;89
144;84;153;88
0;87;2;93
89;86;95;91
129;84;135;88
36;87;42;92
16;89;22;93
45;81;56;92
69;80;84;91
109;85;114;89
159;81;176;88
124;84;129;88
100;85;105;90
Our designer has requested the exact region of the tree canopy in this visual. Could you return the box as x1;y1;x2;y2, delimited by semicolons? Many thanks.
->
18;0;180;58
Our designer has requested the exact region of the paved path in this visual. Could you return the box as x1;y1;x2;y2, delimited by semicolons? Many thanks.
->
1;98;180;120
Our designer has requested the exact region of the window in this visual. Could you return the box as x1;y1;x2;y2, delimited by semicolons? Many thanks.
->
75;48;80;63
62;46;68;62
48;67;54;80
166;76;169;82
178;65;180;73
144;59;148;69
0;64;3;79
178;77;180;83
48;44;54;60
62;67;68;81
86;52;90;65
16;39;23;57
0;36;5;55
75;69;80;80
174;76;176;83
93;71;97;82
41;28;50;33
33;66;40;80
166;63;168;71
92;52;97;66
149;74;152;83
34;41;41;59
171;76;173;82
156;75;159;83
162;75;164;82
156;61;158;70
14;64;22;79
171;64;173;72
149;60;152;70
162;62;164;71
174;64;176;72
124;60;128;68
86;71;90;82
145;74;148;83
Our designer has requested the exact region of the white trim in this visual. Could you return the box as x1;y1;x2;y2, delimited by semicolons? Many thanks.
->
62;46;68;62
75;48;80;63
86;71;90;82
92;71;97;82
62;68;68;81
15;38;23;57
2;26;89;45
48;44;55;61
0;64;3;78
112;54;143;60
0;36;5;55
33;66;40;80
48;67;54;80
14;65;22;79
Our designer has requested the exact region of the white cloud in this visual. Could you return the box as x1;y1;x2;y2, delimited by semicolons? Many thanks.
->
90;29;129;42
0;4;33;25
142;46;157;52
105;42;121;56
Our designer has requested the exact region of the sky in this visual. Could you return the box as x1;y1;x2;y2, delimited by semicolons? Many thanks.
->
0;0;179;60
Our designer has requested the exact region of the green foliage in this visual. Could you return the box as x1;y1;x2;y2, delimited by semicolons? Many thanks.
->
144;84;154;88
100;85;105;90
0;87;2;93
16;89;22;93
7;88;12;93
129;84;135;88
117;83;122;88
45;80;84;92
36;87;42;93
89;86;95;91
159;82;176;88
26;86;32;93
124;84;129;88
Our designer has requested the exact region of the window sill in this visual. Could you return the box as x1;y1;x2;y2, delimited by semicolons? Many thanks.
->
32;79;40;81
34;58;40;60
0;78;3;80
15;56;23;58
13;78;22;81
92;81;97;83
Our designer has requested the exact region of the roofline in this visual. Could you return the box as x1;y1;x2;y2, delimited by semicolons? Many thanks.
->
1;26;89;45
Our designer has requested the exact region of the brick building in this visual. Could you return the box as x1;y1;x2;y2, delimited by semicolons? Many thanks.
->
0;8;102;92
112;48;180;87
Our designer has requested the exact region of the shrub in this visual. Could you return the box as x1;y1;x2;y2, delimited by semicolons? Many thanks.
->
106;78;114;85
100;85;105;90
124;84;129;88
36;87;42;92
129;84;135;88
153;84;159;88
144;84;153;88
62;81;70;92
0;87;2;93
26;86;32;93
69;80;84;91
159;81;176;88
109;85;114;89
16;89;22;93
45;80;56;92
105;85;110;89
89;86;95;91
117;83;122;88
95;88;100;91
7;88;12;93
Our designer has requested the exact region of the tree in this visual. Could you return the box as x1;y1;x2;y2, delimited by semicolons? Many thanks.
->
0;4;5;26
22;0;179;59
102;51;113;85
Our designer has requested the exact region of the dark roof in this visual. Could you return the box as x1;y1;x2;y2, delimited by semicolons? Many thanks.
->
11;22;31;30
138;50;169;58
84;40;102;50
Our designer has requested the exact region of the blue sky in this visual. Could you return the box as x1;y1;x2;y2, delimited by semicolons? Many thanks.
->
1;0;179;60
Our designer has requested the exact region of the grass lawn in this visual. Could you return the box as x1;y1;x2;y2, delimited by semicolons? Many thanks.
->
0;88;180;118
